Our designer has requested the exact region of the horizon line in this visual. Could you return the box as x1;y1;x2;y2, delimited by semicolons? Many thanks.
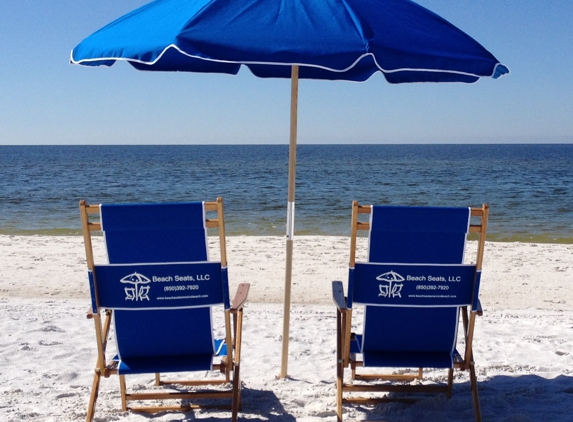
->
1;142;573;147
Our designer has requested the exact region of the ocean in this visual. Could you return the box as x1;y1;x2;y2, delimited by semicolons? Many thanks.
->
1;144;572;243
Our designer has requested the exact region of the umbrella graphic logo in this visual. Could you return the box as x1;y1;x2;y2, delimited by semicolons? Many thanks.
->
376;271;405;299
120;272;151;302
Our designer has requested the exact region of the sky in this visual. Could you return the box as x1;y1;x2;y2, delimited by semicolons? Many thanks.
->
0;0;572;145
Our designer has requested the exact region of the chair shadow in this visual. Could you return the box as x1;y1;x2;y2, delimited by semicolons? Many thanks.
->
354;374;573;421
239;387;298;421
135;386;296;421
118;375;573;421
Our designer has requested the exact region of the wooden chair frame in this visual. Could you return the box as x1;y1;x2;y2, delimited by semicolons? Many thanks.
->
333;201;489;422
80;197;249;422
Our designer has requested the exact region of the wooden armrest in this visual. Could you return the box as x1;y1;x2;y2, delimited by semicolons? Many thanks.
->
86;307;94;319
231;283;250;310
332;281;346;310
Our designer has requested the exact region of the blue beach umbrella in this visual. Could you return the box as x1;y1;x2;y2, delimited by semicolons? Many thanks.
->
71;0;509;377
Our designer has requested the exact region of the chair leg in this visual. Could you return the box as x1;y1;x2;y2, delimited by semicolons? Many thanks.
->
336;361;343;422
469;363;482;422
119;375;128;411
231;364;241;422
336;309;344;422
447;368;454;398
85;371;101;422
238;372;243;411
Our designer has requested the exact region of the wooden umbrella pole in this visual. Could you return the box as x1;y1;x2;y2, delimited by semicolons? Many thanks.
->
280;65;299;379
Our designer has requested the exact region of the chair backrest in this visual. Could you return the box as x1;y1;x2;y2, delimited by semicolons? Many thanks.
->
348;204;482;365
101;202;209;264
88;202;229;363
367;206;469;264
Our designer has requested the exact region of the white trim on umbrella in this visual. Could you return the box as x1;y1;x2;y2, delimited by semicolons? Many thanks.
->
71;44;507;80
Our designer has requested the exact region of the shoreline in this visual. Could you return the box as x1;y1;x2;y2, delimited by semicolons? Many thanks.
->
2;230;573;245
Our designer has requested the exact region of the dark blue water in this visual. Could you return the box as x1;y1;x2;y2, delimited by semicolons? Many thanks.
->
1;144;572;242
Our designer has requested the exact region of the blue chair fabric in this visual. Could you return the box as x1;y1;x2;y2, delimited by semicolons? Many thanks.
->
80;198;248;422
334;202;488;422
96;202;219;375
353;206;473;368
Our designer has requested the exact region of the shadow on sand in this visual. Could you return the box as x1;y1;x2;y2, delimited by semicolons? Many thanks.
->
134;387;296;421
348;375;573;422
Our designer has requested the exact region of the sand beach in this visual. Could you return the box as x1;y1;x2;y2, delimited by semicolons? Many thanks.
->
1;235;573;421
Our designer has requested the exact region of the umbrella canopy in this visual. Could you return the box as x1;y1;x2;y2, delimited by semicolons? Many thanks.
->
71;0;508;82
71;0;508;378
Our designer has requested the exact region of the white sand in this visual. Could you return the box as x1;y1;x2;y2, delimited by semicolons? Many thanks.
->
1;235;573;421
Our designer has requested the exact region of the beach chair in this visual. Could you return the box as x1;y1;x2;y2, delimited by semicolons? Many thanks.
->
333;202;489;421
79;197;249;422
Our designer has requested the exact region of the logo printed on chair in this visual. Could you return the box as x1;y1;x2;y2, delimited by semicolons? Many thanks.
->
121;272;151;301
377;271;404;298
92;262;225;310
354;263;476;307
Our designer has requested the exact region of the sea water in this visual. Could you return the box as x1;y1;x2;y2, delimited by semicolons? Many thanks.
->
1;144;572;242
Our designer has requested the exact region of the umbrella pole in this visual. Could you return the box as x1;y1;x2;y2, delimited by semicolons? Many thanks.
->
280;65;299;379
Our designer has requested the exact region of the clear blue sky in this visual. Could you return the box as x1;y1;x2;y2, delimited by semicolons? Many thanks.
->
1;0;571;145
